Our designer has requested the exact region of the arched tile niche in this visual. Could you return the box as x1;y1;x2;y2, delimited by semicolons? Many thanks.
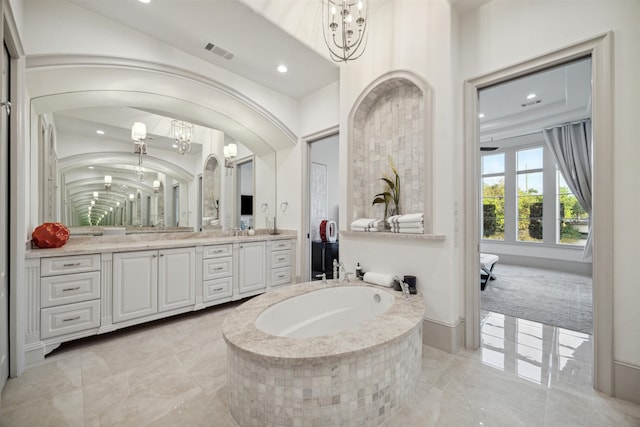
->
349;70;433;232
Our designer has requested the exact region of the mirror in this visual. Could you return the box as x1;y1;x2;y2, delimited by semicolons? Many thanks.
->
37;104;277;234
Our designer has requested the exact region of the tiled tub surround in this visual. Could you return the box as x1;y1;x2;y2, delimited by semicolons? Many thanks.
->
223;281;425;426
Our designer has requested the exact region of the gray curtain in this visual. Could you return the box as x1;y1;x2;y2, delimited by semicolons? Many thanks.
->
542;119;592;260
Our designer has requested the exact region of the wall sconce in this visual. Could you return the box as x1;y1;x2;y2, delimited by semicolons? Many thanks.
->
93;191;99;199
104;175;112;192
129;193;135;201
131;122;148;165
223;143;238;169
153;180;161;193
91;200;95;206
171;120;193;155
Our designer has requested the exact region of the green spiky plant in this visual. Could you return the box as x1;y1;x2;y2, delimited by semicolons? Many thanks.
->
372;156;400;220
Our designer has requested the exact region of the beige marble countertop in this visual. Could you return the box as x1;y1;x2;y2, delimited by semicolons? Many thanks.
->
222;280;425;364
26;230;296;258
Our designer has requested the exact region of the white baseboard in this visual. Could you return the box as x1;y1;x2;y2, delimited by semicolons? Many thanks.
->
614;361;640;405
422;318;464;354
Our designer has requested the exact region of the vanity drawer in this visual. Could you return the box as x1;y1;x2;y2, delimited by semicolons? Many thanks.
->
40;299;100;339
202;256;233;281
202;277;233;303
271;250;291;269
202;244;233;259
271;240;291;251
41;254;101;277
41;271;101;308
271;266;291;286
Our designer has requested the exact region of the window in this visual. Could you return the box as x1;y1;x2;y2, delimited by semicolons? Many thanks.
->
481;143;588;248
481;153;505;240
516;147;543;243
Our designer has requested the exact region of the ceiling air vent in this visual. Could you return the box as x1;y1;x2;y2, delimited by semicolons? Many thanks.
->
204;42;234;60
521;99;542;108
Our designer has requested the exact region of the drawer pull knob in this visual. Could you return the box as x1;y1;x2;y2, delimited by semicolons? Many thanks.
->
213;287;224;291
62;286;81;292
277;274;286;279
278;257;286;262
214;250;223;254
62;316;81;322
63;262;81;267
214;267;224;271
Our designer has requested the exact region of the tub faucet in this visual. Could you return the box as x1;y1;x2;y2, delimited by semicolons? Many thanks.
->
394;276;410;299
342;272;353;283
333;259;339;282
315;273;327;284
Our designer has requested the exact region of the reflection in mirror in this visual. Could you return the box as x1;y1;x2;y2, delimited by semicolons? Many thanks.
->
202;155;221;229
36;103;276;235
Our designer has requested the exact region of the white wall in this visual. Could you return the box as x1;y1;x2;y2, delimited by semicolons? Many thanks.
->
458;0;640;367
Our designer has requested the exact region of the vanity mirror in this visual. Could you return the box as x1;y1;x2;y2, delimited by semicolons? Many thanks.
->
35;102;276;235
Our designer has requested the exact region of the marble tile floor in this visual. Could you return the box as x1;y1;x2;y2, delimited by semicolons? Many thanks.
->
1;304;639;427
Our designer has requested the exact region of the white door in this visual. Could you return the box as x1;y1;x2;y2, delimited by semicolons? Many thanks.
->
238;241;266;295
158;247;195;312
113;251;158;323
0;43;10;391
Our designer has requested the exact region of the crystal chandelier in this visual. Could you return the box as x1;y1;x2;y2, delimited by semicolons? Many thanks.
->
322;0;367;62
171;120;193;155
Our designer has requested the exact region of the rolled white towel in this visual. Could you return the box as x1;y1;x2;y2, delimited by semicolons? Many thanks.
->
396;227;424;234
396;213;424;223
363;272;395;287
387;213;424;224
351;218;379;228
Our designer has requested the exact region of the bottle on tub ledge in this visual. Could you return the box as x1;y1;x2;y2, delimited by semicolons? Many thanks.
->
355;262;363;280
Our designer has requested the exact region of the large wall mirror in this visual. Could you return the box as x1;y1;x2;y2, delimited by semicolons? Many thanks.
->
35;103;277;234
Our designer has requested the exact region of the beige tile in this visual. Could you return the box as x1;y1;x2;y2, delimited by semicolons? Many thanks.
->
2;306;639;426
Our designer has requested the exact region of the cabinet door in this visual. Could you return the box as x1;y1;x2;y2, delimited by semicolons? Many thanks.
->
113;251;158;323
238;241;266;295
158;247;196;312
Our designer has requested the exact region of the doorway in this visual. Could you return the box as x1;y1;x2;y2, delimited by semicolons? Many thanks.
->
464;34;614;394
477;57;593;335
236;159;254;230
306;133;339;282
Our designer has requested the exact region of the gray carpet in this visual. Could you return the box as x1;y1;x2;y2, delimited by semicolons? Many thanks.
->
481;263;592;334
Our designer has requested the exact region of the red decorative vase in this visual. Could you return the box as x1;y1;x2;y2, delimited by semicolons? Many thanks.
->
32;222;70;249
319;220;328;242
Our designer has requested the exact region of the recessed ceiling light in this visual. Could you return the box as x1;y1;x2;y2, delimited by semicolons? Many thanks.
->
139;0;151;3
277;64;288;73
96;130;105;135
526;93;537;99
478;113;485;118
88;166;95;169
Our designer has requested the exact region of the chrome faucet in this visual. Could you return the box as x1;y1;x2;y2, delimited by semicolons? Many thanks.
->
316;273;327;284
394;276;410;299
342;272;353;283
333;259;339;283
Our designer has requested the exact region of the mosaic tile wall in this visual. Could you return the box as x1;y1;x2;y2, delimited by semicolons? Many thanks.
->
352;78;425;220
227;324;422;427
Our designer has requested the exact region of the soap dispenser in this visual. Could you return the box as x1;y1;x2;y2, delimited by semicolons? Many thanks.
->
355;262;363;279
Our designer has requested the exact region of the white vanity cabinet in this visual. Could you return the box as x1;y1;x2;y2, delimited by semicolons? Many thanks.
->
113;247;195;324
238;241;266;296
202;243;233;304
270;240;292;288
39;254;101;340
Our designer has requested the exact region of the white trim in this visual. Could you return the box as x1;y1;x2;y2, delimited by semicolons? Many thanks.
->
463;33;614;395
